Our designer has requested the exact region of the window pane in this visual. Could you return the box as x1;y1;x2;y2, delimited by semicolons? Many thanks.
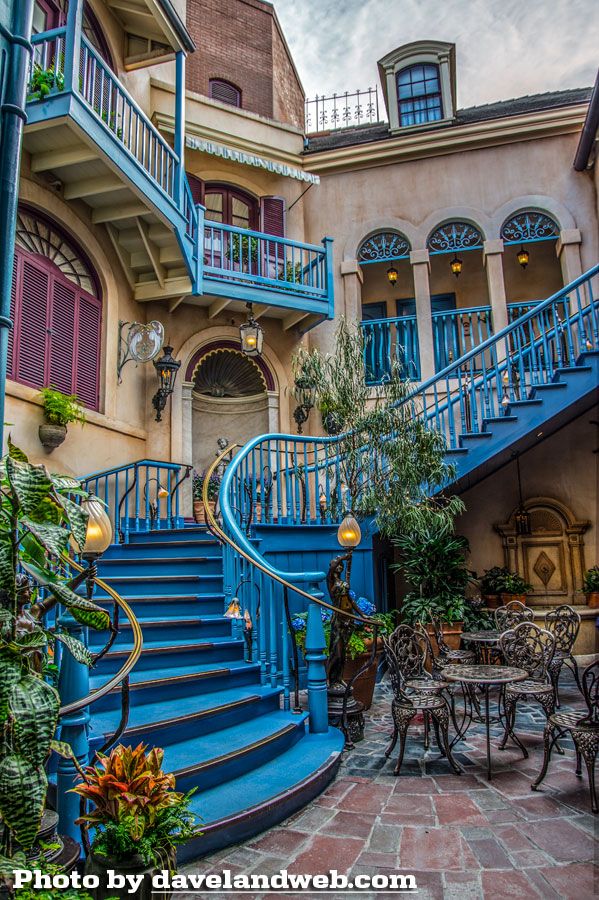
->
232;197;251;228
32;3;48;33
205;192;224;222
397;63;443;125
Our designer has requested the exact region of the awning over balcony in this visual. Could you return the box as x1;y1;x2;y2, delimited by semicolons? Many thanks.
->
186;137;321;184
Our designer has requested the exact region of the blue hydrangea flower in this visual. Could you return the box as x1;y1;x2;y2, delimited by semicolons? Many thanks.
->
320;607;332;622
291;616;305;632
356;596;376;617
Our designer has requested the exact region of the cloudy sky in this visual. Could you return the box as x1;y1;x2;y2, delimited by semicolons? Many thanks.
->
274;0;598;110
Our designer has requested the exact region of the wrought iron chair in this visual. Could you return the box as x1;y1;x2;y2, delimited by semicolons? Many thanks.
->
494;600;534;632
383;626;461;776
532;660;599;813
544;605;582;707
498;621;556;758
426;615;476;672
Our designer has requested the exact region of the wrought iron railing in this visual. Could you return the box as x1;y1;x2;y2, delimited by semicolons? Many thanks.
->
432;306;493;372
305;87;384;133
361;315;420;383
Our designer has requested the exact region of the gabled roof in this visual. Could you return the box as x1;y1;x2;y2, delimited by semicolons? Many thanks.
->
305;87;593;154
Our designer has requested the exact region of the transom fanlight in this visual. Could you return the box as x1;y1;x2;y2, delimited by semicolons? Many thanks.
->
15;209;98;297
193;349;266;398
358;231;411;263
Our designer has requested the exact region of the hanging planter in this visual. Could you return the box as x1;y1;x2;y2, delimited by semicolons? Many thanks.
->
37;388;86;453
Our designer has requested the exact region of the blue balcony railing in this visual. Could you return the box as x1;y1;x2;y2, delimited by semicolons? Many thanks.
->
28;29;181;206
201;217;334;317
361;315;420;383
432;306;493;371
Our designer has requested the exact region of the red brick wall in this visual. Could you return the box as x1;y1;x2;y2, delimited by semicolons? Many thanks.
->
186;0;304;127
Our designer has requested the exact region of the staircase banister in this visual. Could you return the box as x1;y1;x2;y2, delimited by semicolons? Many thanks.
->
81;458;187;482
408;264;599;399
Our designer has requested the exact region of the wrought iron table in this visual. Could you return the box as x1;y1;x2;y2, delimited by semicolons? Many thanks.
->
463;630;502;664
443;664;528;780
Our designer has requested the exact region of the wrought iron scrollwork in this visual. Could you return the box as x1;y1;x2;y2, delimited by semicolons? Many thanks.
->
358;231;411;263
427;221;483;253
501;211;559;244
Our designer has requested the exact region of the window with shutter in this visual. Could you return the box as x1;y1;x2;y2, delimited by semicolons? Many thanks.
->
186;174;204;205
9;206;102;411
261;197;285;237
7;256;19;380
209;79;242;108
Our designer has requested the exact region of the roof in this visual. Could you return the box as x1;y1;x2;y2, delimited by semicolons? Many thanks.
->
156;0;196;53
574;70;599;170
304;87;593;154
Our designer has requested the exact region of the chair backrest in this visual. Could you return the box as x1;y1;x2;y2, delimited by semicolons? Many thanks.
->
495;600;534;632
384;624;427;700
499;621;556;681
428;614;450;655
579;660;599;726
544;604;581;654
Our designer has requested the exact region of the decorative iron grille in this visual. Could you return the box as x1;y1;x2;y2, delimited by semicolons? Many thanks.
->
501;211;559;244
358;231;411;263
427;221;483;254
305;87;383;134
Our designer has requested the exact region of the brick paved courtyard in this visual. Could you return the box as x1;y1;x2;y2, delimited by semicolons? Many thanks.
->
181;672;597;899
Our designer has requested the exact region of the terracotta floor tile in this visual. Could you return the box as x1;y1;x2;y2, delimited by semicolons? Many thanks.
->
534;863;598;899
481;869;542;898
287;835;363;876
434;792;488;825
525;819;596;863
399;827;463;871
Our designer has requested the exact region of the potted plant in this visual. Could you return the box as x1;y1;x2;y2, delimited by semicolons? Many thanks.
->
583;565;599;608
192;470;220;523
72;743;200;900
497;570;533;605
28;62;64;101
225;234;259;272
0;441;112;876
393;527;472;650
480;566;511;609
291;597;395;709
38;388;86;452
277;260;303;286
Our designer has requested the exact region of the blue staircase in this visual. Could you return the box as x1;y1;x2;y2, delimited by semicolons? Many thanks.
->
86;525;343;859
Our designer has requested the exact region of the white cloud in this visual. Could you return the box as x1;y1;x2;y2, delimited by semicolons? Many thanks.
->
274;0;599;108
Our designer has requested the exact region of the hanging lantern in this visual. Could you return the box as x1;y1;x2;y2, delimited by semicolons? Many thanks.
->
224;597;242;619
152;345;181;422
517;246;530;269
240;303;264;357
514;454;531;535
450;255;462;278
293;375;317;434
337;513;362;549
386;266;398;286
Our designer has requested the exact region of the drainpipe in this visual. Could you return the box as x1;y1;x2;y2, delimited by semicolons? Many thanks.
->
0;0;34;450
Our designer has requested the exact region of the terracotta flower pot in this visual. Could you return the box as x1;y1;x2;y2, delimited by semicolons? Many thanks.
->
342;638;383;710
483;594;500;610
500;593;529;605
85;846;175;900
193;499;215;524
426;621;464;655
38;422;67;452
586;592;599;609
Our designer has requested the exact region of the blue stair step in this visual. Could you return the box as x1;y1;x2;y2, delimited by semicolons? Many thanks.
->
102;539;221;559
128;527;214;544
88;615;232;647
95;593;226;617
88;685;282;748
95;637;245;676
98;556;222;576
181;729;344;861
95;574;223;597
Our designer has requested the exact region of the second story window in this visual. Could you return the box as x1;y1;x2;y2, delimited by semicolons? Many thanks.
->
397;64;442;127
209;79;242;108
204;185;258;229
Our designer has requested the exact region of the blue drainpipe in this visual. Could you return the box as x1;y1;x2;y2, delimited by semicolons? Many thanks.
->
0;0;34;450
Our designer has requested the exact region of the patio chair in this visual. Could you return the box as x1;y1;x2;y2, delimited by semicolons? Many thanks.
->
532;660;599;813
498;621;556;758
495;600;534;632
427;615;476;672
544;604;582;707
383;627;462;776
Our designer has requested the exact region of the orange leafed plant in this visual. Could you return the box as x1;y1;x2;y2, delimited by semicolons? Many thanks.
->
72;743;184;841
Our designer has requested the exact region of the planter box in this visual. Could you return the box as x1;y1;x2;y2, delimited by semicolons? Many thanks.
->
500;593;529;605
586;592;599;609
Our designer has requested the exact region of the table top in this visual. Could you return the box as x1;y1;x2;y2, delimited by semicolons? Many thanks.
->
442;664;528;685
463;630;501;644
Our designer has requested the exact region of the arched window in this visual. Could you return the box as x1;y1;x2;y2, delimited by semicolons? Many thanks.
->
397;64;442;127
209;79;242;108
500;211;559;245
33;1;113;68
427;221;483;254
204;184;258;229
358;231;411;263
9;207;102;410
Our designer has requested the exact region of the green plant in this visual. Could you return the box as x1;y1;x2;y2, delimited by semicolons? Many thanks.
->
0;853;98;899
0;441;111;854
38;388;86;428
583;565;599;593
394;526;473;625
480;566;511;596
72;743;201;866
499;572;533;595
278;261;302;284
226;234;259;266
291;597;396;660
192;470;220;502
28;63;64;101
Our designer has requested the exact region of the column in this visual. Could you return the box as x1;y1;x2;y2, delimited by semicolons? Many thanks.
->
483;239;509;333
340;259;363;324
174;51;186;206
410;249;435;381
557;229;583;286
438;52;454;118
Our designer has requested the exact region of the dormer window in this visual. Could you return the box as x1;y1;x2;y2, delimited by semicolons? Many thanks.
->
397;64;442;126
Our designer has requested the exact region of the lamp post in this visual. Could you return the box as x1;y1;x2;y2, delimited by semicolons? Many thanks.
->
57;496;112;842
325;512;366;745
152;345;181;422
293;375;317;434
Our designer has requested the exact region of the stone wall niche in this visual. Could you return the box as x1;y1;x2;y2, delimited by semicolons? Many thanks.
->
495;497;590;607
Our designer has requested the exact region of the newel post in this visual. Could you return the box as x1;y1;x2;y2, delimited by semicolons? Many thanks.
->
56;608;90;843
63;0;83;94
305;596;329;733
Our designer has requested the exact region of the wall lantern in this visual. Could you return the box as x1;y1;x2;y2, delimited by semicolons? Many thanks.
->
513;453;531;536
450;255;463;278
152;345;181;422
293;375;317;434
240;302;264;357
386;265;398;286
337;513;362;549
517;246;530;269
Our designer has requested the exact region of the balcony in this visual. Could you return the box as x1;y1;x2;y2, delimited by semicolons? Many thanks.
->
24;26;194;301
191;211;334;327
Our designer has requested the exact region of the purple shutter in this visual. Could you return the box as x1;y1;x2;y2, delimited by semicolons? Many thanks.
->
261;197;285;236
49;279;76;393
187;174;204;205
7;255;19;379
17;258;49;388
75;293;101;410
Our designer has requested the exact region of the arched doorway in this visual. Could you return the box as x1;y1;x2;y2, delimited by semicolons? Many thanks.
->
500;211;562;318
188;345;275;472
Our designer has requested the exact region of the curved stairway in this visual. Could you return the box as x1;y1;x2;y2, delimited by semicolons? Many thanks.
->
88;526;344;860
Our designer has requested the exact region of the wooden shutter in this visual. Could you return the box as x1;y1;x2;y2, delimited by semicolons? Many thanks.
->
16;257;49;388
187;173;204;205
7;255;19;379
209;79;241;107
261;197;285;237
49;279;76;394
75;293;101;410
